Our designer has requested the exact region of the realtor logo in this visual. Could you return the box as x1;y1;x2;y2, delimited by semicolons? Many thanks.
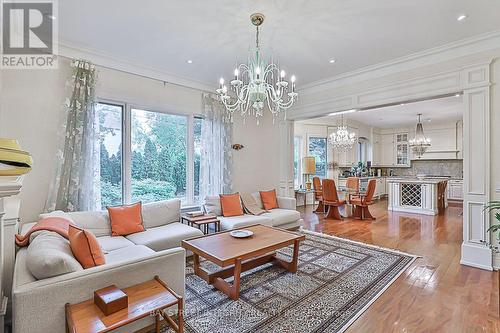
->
1;0;58;69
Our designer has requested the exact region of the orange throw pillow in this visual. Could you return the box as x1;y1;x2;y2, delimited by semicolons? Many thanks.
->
260;189;279;210
107;202;145;236
220;193;244;217
68;225;105;269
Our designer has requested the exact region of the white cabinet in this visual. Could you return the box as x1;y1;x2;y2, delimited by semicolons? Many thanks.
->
395;133;410;166
372;133;381;166
374;177;386;198
380;134;394;166
447;179;463;201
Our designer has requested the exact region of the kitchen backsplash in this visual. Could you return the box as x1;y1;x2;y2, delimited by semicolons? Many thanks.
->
395;160;463;178
338;160;463;178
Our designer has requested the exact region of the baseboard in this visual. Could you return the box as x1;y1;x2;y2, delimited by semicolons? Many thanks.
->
460;242;493;271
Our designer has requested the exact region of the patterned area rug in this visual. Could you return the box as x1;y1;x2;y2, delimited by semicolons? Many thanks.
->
164;229;417;333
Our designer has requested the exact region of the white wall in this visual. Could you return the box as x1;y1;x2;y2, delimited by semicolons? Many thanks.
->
231;112;282;193
0;57;282;222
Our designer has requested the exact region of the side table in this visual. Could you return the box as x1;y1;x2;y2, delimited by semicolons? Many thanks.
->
181;214;220;234
65;276;183;333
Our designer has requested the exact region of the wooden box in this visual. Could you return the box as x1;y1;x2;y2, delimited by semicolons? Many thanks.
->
93;285;128;316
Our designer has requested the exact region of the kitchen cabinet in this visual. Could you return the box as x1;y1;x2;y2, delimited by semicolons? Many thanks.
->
380;134;394;166
447;179;463;201
395;133;410;167
372;133;381;166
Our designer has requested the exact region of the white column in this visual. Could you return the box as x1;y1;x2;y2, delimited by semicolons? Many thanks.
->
461;86;492;270
0;176;23;333
278;120;295;197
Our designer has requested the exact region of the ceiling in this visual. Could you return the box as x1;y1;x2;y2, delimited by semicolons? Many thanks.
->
58;0;500;87
297;95;463;128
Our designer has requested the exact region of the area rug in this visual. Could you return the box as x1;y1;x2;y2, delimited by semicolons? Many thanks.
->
163;229;417;333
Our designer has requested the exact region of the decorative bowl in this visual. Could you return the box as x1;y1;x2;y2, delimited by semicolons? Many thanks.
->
229;229;254;238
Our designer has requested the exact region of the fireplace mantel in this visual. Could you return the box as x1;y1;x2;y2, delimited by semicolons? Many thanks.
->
0;175;23;333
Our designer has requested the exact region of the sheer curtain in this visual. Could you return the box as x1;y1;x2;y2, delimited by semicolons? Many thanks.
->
45;59;101;212
199;93;233;199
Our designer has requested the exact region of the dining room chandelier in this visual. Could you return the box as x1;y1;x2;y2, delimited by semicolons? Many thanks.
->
328;115;357;151
409;113;431;158
216;13;298;124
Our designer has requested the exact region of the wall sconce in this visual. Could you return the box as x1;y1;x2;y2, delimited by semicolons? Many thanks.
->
232;144;244;150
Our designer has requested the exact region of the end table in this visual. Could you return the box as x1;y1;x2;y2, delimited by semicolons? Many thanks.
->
181;214;220;234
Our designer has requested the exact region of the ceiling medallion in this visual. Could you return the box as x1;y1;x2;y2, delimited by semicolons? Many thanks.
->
409;113;431;158
216;13;298;124
328;115;356;151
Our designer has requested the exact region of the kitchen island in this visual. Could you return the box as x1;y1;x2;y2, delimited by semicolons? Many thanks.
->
387;178;448;215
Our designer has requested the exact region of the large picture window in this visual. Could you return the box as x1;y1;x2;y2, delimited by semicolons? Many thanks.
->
308;137;327;178
131;108;187;204
96;102;202;209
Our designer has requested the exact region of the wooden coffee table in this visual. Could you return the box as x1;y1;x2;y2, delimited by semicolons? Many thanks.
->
181;224;305;300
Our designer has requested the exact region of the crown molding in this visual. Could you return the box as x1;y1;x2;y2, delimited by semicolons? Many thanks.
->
299;29;500;93
56;40;215;93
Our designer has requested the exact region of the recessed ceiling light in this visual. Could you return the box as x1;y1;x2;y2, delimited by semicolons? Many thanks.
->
455;93;461;97
457;14;467;21
187;60;193;64
329;59;336;64
400;103;406;106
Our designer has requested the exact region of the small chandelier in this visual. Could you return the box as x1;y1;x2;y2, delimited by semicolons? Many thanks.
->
409;113;431;158
329;115;356;151
216;13;298;124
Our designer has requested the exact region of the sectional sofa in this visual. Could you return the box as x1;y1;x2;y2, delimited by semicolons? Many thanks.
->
12;198;202;333
204;192;303;230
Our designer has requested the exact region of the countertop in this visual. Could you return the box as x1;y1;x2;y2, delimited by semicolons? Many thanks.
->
386;177;450;184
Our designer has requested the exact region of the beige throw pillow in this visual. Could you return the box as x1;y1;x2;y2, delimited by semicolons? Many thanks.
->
26;231;83;280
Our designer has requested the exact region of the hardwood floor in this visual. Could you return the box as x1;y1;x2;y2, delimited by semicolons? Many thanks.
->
299;199;500;333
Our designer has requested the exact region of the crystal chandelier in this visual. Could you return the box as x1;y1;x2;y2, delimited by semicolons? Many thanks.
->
216;13;298;124
328;115;356;151
409;114;431;158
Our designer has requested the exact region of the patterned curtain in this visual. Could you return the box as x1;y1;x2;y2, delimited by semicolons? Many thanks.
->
45;59;100;212
200;93;233;199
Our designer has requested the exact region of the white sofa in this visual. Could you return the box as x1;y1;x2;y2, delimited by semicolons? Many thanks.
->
205;192;303;231
12;198;203;333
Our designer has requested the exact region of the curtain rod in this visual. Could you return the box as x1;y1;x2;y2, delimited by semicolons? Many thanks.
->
57;54;214;94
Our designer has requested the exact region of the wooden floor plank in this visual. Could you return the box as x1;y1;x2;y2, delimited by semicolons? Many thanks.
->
299;200;499;333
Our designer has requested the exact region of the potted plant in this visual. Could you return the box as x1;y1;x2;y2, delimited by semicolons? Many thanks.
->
482;201;500;310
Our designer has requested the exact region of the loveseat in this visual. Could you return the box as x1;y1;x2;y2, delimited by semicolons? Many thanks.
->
12;198;202;333
204;192;303;231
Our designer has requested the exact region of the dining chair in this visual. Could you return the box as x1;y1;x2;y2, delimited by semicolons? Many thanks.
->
351;179;377;220
346;176;360;204
322;179;345;220
312;176;324;213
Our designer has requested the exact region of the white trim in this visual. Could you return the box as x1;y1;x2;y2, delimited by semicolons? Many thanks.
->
57;40;214;93
299;228;418;333
300;29;500;92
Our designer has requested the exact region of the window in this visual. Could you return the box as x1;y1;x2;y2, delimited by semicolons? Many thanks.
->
357;137;369;164
96;103;124;208
193;116;203;203
294;136;302;188
131;108;187;204
96;102;202;209
308;137;327;178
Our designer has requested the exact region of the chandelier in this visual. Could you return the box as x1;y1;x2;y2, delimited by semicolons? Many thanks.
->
409;113;431;158
216;13;298;124
328;115;356;151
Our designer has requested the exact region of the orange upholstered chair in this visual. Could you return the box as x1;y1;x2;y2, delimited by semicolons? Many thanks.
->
351;179;376;220
312;176;324;213
346;176;360;204
322;179;345;220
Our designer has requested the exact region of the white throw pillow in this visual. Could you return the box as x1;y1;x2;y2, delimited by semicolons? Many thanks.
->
26;231;83;280
204;196;222;216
